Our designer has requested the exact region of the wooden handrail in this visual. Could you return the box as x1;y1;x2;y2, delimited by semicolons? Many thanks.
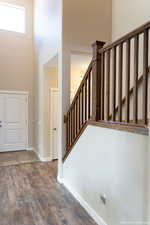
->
64;21;150;160
99;21;150;54
68;61;93;111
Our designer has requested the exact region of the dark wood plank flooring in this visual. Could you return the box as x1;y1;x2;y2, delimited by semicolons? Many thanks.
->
0;161;97;225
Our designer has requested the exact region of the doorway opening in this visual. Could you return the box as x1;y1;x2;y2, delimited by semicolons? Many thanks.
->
43;55;59;161
0;90;39;166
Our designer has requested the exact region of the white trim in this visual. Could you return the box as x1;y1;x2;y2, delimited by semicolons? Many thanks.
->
50;88;59;160
57;175;63;184
0;90;29;95
63;180;108;225
0;91;29;152
0;2;25;11
26;148;51;162
50;88;59;92
33;149;52;162
26;146;35;151
38;154;52;162
25;94;29;150
71;50;92;56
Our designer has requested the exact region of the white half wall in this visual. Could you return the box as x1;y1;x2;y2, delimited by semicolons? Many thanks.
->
63;125;148;225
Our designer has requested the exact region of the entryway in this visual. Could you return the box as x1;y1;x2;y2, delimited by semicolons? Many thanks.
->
43;56;59;161
0;91;39;167
0;91;28;152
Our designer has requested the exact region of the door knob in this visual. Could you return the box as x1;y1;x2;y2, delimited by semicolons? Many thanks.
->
53;128;57;131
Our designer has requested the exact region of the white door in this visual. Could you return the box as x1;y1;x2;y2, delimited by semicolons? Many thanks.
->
0;93;28;152
50;89;59;160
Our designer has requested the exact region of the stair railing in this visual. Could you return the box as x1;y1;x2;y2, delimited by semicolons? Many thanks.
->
64;21;150;159
98;21;150;126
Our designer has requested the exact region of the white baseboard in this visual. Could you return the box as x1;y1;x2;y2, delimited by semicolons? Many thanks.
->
57;175;63;184
26;146;35;151
38;154;52;162
63;180;107;225
26;147;52;162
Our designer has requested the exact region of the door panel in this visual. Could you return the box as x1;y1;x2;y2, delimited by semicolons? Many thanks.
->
50;89;59;160
0;93;27;152
5;129;26;143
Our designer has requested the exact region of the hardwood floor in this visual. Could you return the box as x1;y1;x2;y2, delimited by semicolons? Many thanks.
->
0;150;39;167
0;161;97;225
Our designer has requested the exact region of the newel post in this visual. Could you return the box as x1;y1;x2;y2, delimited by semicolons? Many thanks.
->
91;40;105;121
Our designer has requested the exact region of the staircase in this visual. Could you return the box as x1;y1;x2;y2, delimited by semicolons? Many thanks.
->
64;21;150;161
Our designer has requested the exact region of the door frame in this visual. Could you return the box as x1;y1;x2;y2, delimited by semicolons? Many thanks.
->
50;88;59;160
0;90;29;151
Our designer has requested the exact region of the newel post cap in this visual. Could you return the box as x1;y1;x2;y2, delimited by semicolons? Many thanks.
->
92;40;105;49
92;41;105;60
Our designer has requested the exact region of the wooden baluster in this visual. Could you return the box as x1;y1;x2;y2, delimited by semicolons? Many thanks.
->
72;107;74;141
74;104;76;138
79;92;81;130
85;78;87;121
118;43;123;122
72;104;75;139
67;115;69;149
101;52;105;120
65;115;68;151
143;29;149;125
71;107;73;141
82;85;84;125
88;72;91;119
125;39;131;123
69;111;71;145
70;108;72;143
76;97;78;135
106;50;110;121
133;35;139;124
74;103;76;138
91;41;105;121
112;47;116;121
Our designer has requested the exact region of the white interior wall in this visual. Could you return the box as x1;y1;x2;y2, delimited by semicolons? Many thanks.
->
112;0;150;41
57;42;71;180
34;0;61;158
34;0;112;165
63;125;148;225
0;0;34;149
64;0;112;50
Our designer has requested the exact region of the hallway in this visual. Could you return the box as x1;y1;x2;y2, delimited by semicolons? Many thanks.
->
0;161;97;225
